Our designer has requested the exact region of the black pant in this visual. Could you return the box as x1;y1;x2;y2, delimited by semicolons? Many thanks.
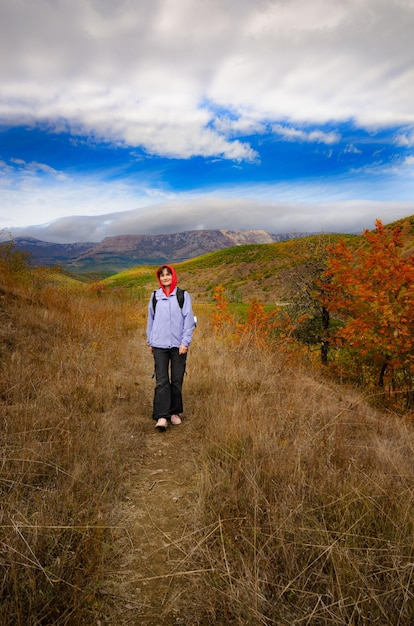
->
152;347;187;420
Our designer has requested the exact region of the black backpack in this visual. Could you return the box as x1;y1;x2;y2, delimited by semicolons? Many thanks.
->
152;287;185;313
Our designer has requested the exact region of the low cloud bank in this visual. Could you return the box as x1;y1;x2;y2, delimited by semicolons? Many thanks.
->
6;198;414;244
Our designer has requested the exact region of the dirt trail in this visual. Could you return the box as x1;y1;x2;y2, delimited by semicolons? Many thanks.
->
103;341;203;625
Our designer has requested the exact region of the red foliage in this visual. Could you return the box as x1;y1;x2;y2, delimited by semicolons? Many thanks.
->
321;220;414;377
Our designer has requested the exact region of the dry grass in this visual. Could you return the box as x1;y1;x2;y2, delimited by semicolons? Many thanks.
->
181;320;414;625
2;252;414;625
0;265;146;625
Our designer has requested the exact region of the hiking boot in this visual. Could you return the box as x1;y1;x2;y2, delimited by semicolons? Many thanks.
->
170;414;182;425
155;418;168;431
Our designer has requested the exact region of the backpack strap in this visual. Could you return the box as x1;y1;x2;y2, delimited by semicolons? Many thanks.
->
152;288;185;314
176;287;185;309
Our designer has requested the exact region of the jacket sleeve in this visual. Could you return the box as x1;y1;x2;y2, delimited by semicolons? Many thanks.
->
181;292;195;346
146;295;154;344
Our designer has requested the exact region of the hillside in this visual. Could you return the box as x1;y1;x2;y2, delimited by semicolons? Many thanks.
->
5;229;320;275
2;248;414;624
104;215;414;303
1;237;96;265
69;229;276;272
104;233;355;303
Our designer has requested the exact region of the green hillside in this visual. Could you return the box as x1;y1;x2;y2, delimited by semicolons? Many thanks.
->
103;233;354;303
102;215;414;303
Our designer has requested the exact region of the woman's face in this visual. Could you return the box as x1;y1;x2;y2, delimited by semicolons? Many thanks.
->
159;268;172;290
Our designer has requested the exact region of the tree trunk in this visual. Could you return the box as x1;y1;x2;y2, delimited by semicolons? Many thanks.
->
321;306;330;365
379;361;388;388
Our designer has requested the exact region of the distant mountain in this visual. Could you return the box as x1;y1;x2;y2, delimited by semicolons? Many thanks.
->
8;229;320;274
6;237;96;265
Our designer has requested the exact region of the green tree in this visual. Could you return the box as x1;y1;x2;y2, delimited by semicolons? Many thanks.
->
283;236;335;364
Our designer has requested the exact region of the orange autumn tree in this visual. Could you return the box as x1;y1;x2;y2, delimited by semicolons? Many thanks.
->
211;285;234;332
321;220;414;393
237;298;278;348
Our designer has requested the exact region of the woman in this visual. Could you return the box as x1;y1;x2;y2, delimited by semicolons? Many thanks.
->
146;264;195;431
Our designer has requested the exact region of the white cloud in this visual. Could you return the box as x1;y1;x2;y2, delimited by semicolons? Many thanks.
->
8;158;68;180
0;163;160;230
344;144;362;155
1;0;414;238
8;197;414;244
1;0;414;161
395;130;414;147
212;113;268;138
2;142;414;240
273;124;340;145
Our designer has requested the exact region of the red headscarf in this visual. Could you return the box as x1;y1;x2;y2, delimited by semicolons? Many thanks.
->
156;264;178;297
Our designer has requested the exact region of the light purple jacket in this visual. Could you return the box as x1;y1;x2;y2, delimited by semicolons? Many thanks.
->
146;287;195;349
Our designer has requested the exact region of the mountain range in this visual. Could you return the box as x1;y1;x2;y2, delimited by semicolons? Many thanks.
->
9;229;320;274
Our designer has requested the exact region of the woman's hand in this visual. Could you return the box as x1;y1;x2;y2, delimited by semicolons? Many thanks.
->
179;344;188;355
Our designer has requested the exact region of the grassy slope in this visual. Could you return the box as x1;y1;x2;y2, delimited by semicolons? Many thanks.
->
0;266;145;624
102;234;351;303
2;216;414;624
101;215;414;304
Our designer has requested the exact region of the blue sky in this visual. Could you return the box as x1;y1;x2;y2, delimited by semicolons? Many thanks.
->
1;0;414;243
